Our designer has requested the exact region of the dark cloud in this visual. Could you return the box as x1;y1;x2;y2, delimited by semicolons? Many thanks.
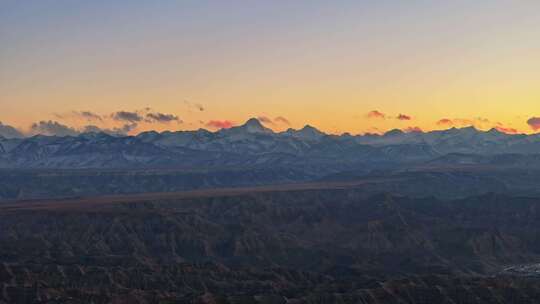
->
205;120;235;129
257;116;274;125
112;111;143;123
527;117;540;131
31;120;79;136
397;114;412;121
274;116;290;125
145;113;181;123
0;122;24;138
367;110;385;119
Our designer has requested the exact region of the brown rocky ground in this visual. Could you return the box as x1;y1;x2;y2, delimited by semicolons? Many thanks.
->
2;185;540;303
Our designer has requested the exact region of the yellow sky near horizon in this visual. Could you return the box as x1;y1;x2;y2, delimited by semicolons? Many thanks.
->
1;1;539;135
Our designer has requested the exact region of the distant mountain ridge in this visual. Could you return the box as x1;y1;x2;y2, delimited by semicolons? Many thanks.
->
1;118;540;169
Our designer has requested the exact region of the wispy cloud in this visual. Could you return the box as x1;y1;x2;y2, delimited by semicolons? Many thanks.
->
36;108;185;136
184;100;205;112
437;118;475;127
436;118;476;127
367;110;385;119
257;116;274;125
436;117;520;134
145;112;182;123
274;116;291;125
54;111;103;122
364;127;382;135
82;111;102;121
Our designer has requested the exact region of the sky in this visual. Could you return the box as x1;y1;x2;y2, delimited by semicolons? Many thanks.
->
1;0;540;136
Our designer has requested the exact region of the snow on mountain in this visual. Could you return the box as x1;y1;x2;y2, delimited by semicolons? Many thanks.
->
283;125;326;141
2;118;540;169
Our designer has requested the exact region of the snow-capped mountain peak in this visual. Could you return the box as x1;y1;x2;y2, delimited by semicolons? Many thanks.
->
223;118;274;135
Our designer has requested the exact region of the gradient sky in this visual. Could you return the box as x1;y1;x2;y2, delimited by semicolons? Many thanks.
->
1;0;539;135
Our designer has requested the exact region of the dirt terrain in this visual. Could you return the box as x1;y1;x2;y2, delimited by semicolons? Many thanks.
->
3;183;540;303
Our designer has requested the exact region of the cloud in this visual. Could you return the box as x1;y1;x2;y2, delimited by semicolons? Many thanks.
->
436;118;454;126
54;111;103;122
404;126;422;133
274;116;290;125
57;108;182;125
78;111;102;121
0;122;24;138
437;118;475;127
257;116;274;125
459;119;472;125
436;117;512;131
30;120;79;136
112;111;143;123
184;100;205;112
74;111;102;121
367;110;385;119
527;117;540;131
194;103;204;111
205;120;235;129
475;117;490;124
145;112;181;123
364;127;382;135
397;114;412;121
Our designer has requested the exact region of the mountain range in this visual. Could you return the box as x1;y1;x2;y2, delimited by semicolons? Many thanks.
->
4;119;540;302
1;118;540;170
